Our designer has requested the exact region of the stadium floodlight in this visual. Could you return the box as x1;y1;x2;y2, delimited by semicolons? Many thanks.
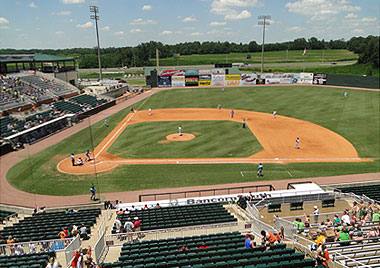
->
258;15;271;73
90;5;102;81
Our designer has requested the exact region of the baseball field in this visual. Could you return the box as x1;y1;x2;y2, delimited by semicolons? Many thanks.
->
7;85;379;196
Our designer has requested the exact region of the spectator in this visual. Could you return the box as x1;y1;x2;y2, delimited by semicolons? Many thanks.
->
293;218;304;233
313;206;320;223
333;215;341;226
304;214;311;227
155;203;161;209
46;256;62;268
367;227;378;239
315;230;326;247
373;209;380;222
115;216;122;233
260;230;276;249
198;242;210;249
316;244;330;267
179;246;189;252
245;233;256;249
124;218;134;241
70;249;81;268
342;211;350;225
80;225;89;240
116;209;124;216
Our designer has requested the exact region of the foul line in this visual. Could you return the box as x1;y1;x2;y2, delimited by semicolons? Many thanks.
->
95;89;157;158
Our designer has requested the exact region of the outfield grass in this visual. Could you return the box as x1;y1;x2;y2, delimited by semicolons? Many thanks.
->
108;121;262;158
7;86;379;196
156;49;357;66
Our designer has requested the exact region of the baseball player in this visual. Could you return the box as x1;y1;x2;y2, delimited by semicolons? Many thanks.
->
179;125;182;136
104;118;109;127
231;110;234;118
295;137;300;149
222;87;225;92
148;108;152;116
273;110;277;119
131;106;134;113
344;92;348;98
70;153;75;166
257;163;263;177
85;150;91;161
242;119;246;128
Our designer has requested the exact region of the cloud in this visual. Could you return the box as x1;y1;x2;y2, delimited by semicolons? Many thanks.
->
210;21;227;26
286;26;303;32
0;17;9;24
130;28;142;33
60;0;85;4
211;0;261;20
160;30;173;35
344;13;357;19
352;28;364;34
130;18;157;25
114;31;124;36
56;31;64;35
76;21;93;29
28;2;37;8
0;26;9;30
182;16;197;22
57;11;71;15
190;32;202;36
362;17;377;23
142;5;152;11
101;26;110;31
285;0;361;20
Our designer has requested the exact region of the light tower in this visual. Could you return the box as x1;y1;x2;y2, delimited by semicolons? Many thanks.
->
258;15;271;73
90;5;102;81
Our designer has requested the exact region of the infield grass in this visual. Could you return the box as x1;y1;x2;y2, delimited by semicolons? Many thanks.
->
108;121;262;158
7;85;379;195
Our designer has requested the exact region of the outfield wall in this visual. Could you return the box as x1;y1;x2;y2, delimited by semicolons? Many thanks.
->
326;74;379;89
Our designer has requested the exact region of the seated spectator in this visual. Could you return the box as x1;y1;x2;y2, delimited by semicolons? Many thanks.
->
46;256;62;268
198;242;210;249
326;218;333;226
143;204;148;210
58;230;66;239
367;227;378;239
79;224;89;240
260;230;276;249
244;233;256;249
373;209;380;222
336;228;350;246
342;210;350;225
155;203;161;209
315;230;326;247
179;246;189;252
116;209;124;215
316;244;330;267
333;214;341;226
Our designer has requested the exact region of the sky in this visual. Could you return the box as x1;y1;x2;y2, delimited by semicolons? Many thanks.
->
0;0;379;49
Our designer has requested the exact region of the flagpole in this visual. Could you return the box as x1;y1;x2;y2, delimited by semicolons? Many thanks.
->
302;48;306;72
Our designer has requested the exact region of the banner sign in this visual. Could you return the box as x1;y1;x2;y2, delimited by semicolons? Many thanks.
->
225;74;240;86
211;74;225;86
313;74;327;84
199;80;212;86
185;76;199;86
265;78;281;84
211;69;225;75
198;69;212;75
240;74;257;85
298;78;313;84
300;72;314;79
171;76;185;87
159;69;185;76
199;75;212;81
158;76;172;87
185;69;199;76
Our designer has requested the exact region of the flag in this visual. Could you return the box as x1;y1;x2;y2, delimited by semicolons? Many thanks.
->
302;48;307;56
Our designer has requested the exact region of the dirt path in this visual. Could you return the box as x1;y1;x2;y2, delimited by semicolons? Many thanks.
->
0;85;378;208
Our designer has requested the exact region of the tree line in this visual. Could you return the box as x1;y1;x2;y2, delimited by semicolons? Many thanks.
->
0;36;378;69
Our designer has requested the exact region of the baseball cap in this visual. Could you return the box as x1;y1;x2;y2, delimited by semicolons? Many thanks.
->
314;206;318;209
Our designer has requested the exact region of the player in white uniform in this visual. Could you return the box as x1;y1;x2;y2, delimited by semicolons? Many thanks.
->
148;108;152;116
295;137;300;149
273;110;277;119
179;125;182;136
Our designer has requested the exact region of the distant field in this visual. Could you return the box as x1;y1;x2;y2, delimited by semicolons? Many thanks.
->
241;63;380;77
156;49;358;66
80;72;146;86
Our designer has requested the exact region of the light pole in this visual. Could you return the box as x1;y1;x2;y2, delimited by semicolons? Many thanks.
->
90;6;102;81
258;15;270;73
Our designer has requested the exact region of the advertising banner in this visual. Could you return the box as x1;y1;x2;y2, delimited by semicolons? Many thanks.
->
313;74;327;84
240;74;257;85
211;74;225;86
198;80;212;86
199;75;212;81
265;78;281;84
171;76;185;87
185;76;199;86
211;69;225;75
256;79;266;85
298;78;313;84
158;76;172;87
279;78;292;84
300;72;314;79
198;69;212;75
225;74;241;86
159;69;185;76
185;69;199;76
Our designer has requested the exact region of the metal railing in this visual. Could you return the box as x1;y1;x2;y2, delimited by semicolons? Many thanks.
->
94;231;106;264
0;237;73;255
64;235;81;268
104;221;249;247
139;184;275;202
96;217;106;238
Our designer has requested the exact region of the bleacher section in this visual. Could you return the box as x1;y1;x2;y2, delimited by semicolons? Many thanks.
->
337;185;380;201
53;100;83;114
0;208;101;242
0;116;25;139
19;75;74;97
25;110;54;124
70;94;108;107
113;203;236;233
327;242;380;267
105;231;316;268
0;251;55;268
0;209;16;223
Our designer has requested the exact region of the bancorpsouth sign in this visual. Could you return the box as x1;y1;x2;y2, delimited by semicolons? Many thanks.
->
186;192;272;205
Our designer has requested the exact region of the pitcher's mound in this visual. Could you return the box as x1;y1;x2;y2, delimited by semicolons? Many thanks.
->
164;133;195;142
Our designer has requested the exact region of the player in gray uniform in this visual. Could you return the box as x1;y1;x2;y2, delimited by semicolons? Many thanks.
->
295;137;300;149
179;125;182;136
